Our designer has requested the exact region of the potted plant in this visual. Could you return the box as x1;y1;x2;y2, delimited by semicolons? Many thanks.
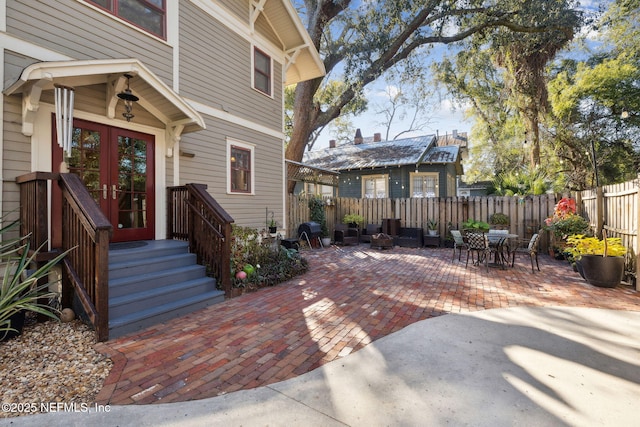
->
565;232;627;288
426;219;438;236
268;212;277;233
461;219;490;234
343;213;365;229
1;220;67;341
489;213;509;230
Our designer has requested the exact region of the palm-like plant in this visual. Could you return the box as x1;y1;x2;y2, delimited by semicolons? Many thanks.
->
0;219;68;340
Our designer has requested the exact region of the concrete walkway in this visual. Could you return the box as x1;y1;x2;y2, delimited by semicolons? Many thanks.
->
6;306;640;426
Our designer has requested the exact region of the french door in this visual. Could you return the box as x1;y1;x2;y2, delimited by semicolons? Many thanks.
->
53;119;155;243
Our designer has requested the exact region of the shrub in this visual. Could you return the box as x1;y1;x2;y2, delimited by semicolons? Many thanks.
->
230;225;308;290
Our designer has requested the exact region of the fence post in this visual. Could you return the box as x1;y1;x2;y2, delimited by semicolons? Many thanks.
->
636;174;640;291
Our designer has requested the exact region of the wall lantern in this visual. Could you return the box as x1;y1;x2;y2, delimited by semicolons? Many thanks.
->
117;74;139;122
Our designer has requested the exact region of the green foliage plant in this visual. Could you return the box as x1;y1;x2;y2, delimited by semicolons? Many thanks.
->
343;213;365;227
308;196;329;237
230;225;308;290
565;234;627;260
427;219;438;230
489;213;509;225
0;220;67;339
462;219;490;233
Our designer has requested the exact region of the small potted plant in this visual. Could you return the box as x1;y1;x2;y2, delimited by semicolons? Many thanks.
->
268;212;277;233
461;219;490;234
343;213;365;229
426;219;438;236
565;232;627;288
489;213;509;230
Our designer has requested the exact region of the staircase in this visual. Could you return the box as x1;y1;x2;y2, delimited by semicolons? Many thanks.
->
108;240;225;338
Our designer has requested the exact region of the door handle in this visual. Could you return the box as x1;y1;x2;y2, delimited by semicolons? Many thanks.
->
112;185;117;200
102;184;108;200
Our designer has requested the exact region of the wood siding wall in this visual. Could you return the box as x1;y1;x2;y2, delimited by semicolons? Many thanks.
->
5;0;173;84
179;1;283;131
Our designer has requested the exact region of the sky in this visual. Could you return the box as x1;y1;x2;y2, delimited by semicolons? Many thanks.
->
301;0;606;152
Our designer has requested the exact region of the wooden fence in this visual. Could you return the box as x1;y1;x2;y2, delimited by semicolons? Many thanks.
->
576;175;639;289
287;194;559;252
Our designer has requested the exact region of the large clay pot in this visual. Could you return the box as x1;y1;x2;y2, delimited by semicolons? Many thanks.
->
578;255;625;288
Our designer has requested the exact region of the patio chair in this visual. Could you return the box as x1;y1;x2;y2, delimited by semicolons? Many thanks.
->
510;232;541;272
334;223;359;246
465;232;491;272
450;230;468;262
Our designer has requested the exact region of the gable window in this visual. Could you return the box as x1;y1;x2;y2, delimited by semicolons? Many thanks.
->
253;48;272;96
410;172;439;198
87;0;166;39
228;140;254;195
363;175;388;198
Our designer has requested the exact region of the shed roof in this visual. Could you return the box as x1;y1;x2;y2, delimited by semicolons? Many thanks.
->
303;135;460;171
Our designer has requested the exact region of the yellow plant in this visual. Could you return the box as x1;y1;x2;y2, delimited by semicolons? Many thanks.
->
565;234;627;259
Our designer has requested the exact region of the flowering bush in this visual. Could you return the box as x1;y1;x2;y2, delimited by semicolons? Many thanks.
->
544;197;590;240
565;234;627;259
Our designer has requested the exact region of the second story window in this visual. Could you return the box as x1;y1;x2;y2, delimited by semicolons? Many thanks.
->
253;48;272;96
88;0;166;39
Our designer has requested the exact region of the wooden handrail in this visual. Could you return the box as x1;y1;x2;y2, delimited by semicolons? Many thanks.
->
58;173;112;341
167;184;233;297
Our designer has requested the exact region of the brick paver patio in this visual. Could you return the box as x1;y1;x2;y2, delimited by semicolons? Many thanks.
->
94;245;640;405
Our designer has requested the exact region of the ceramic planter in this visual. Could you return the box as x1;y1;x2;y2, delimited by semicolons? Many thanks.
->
577;255;625;288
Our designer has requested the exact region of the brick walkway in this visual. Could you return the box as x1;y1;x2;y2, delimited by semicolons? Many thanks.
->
94;245;640;405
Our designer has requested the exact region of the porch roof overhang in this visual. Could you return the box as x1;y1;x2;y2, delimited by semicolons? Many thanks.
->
286;160;339;187
4;58;206;145
251;0;325;85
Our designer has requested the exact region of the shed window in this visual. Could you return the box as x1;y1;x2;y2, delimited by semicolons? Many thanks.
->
363;175;387;198
87;0;166;39
411;172;439;198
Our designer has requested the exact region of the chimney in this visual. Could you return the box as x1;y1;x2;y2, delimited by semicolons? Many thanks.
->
452;129;458;138
373;133;382;142
329;139;336;148
354;128;363;145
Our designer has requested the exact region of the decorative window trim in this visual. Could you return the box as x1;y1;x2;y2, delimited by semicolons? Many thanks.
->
362;174;388;199
83;0;167;40
410;172;439;198
252;46;273;97
227;138;255;195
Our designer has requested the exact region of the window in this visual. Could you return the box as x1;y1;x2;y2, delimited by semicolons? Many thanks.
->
253;48;272;96
410;172;439;198
363;175;387;198
228;141;254;194
87;0;166;38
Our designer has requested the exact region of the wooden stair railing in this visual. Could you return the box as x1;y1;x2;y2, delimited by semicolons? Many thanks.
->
17;172;112;342
59;173;112;342
167;184;233;297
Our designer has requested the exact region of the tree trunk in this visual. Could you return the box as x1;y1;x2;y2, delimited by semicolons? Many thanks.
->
285;80;319;194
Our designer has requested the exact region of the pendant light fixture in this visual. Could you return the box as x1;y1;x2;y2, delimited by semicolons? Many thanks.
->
117;74;139;122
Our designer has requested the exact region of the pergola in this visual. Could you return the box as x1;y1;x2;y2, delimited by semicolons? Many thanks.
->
286;160;340;188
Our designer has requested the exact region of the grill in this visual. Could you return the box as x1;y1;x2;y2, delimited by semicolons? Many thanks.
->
298;221;322;239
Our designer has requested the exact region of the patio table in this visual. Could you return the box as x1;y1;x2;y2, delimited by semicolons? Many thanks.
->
487;233;519;268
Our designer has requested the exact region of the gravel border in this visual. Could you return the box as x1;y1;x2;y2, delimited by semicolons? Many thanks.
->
0;315;112;418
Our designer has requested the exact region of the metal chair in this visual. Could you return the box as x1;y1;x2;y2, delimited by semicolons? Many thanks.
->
450;230;468;262
465;232;491;272
510;233;541;272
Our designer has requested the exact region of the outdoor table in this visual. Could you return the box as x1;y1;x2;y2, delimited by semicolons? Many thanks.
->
487;233;519;268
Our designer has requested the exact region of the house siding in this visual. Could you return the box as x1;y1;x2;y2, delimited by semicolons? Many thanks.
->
6;0;173;84
2;96;31;219
179;115;284;229
179;1;283;132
